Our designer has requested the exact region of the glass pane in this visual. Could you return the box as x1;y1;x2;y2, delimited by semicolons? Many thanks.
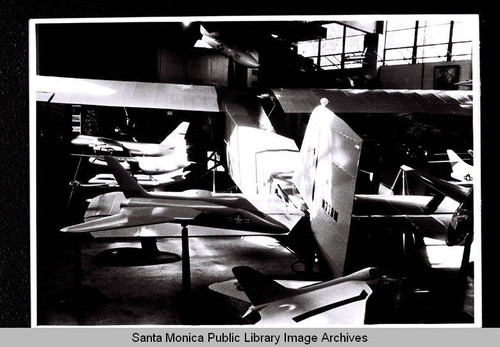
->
321;38;343;55
417;22;450;45
297;40;318;57
344;35;364;54
416;44;448;62
385;48;413;62
385;29;415;48
324;23;344;39
320;55;341;69
386;19;417;31
452;21;475;42
346;26;365;38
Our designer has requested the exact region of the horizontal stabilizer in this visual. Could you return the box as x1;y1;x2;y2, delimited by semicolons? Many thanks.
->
232;266;295;306
194;39;212;49
84;191;126;219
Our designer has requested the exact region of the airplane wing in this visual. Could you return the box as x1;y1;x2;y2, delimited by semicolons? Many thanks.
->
272;88;473;116
35;75;221;112
353;194;460;216
255;281;371;325
208;278;321;304
71;135;129;154
62;203;201;234
231;266;376;325
87;170;189;188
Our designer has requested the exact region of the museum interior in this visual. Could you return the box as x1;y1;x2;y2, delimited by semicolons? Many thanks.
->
34;18;477;326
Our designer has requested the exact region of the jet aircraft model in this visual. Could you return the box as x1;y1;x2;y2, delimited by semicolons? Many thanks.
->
194;25;260;68
229;266;379;325
61;156;303;235
60;156;304;289
72;121;189;157
77;168;190;189
72;121;192;175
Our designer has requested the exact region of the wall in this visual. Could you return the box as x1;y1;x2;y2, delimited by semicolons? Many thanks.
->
379;60;472;90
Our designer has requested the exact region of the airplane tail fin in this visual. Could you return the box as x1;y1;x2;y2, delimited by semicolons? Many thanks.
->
292;100;363;277
199;24;220;38
104;157;150;198
446;149;473;181
160;121;190;148
232;266;295;306
200;24;210;37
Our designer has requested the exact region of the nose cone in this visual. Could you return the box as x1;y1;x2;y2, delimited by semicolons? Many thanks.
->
239;54;260;69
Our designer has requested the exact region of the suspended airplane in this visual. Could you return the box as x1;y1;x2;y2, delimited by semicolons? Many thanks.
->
194;25;260;68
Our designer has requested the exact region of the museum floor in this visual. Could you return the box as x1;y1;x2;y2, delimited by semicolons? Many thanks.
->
36;233;307;326
36;228;474;326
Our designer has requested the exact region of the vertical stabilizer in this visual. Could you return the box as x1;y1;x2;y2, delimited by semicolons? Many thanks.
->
447;149;473;182
160;121;190;148
104;157;150;198
293;99;363;277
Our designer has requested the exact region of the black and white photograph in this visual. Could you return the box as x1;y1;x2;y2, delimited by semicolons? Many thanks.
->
31;16;480;329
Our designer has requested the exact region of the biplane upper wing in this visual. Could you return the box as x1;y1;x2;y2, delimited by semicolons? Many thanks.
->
35;75;221;112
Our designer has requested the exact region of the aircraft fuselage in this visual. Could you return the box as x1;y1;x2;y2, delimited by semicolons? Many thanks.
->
201;34;259;69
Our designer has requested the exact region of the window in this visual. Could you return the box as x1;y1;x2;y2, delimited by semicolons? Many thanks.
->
383;19;474;66
297;23;366;70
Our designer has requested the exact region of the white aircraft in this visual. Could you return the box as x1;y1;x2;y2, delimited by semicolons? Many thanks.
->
72;121;190;157
447;149;474;183
83;168;190;188
227;266;379;326
61;155;303;235
194;25;260;68
72;121;192;175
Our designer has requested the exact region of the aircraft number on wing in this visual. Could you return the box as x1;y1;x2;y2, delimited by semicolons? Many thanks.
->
322;199;338;222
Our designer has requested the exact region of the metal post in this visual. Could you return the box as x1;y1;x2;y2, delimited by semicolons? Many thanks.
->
181;224;191;294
